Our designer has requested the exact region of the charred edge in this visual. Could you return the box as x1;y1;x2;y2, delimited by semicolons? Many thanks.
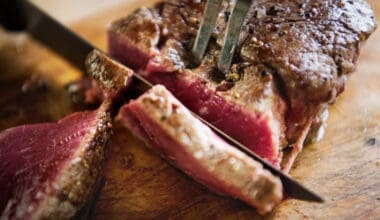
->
36;102;113;219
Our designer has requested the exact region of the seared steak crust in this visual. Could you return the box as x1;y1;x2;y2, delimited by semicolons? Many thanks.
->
239;0;376;141
85;50;134;97
68;50;134;107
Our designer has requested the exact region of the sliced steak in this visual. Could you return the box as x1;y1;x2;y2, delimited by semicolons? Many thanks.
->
85;50;134;98
68;50;134;107
0;101;112;219
118;85;283;214
110;7;287;167
108;0;376;170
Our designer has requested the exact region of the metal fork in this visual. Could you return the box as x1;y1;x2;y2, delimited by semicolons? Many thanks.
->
192;0;253;76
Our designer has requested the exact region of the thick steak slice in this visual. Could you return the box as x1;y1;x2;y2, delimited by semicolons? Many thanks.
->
118;85;283;214
0;101;112;219
109;0;376;170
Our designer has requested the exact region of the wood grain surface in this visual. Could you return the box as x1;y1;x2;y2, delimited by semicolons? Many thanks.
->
0;1;379;219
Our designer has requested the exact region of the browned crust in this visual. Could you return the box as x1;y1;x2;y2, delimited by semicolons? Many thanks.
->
32;101;113;219
85;50;133;94
109;7;160;54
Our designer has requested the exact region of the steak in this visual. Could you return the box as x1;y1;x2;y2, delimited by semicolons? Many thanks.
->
108;0;376;170
0;101;112;219
85;50;134;99
118;85;283;214
68;50;134;107
0;49;135;219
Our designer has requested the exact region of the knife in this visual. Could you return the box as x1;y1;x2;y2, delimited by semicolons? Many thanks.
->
1;0;323;203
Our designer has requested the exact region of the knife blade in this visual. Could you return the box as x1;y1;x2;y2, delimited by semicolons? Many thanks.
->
17;0;94;71
10;0;323;203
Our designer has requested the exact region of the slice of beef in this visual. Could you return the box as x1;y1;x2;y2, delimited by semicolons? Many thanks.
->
118;85;283;214
0;101;112;219
108;0;376;170
85;50;134;98
68;50;134;107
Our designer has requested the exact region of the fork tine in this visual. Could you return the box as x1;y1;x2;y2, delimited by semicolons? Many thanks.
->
192;0;223;65
218;0;253;75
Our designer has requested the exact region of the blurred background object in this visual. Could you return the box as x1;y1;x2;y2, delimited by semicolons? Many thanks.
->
31;0;128;23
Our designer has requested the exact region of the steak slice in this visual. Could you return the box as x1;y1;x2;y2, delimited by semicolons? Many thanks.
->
109;0;376;170
0;100;112;219
118;85;283;214
85;50;134;99
68;49;134;107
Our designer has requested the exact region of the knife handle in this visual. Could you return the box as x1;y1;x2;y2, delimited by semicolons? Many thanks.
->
0;0;26;31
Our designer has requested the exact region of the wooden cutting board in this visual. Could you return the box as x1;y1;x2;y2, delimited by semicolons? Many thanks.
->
0;1;379;219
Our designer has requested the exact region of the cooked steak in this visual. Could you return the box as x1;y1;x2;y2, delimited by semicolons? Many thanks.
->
0;101;112;219
109;0;376;170
118;85;283;214
110;5;287;167
68;50;134;107
85;50;134;98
